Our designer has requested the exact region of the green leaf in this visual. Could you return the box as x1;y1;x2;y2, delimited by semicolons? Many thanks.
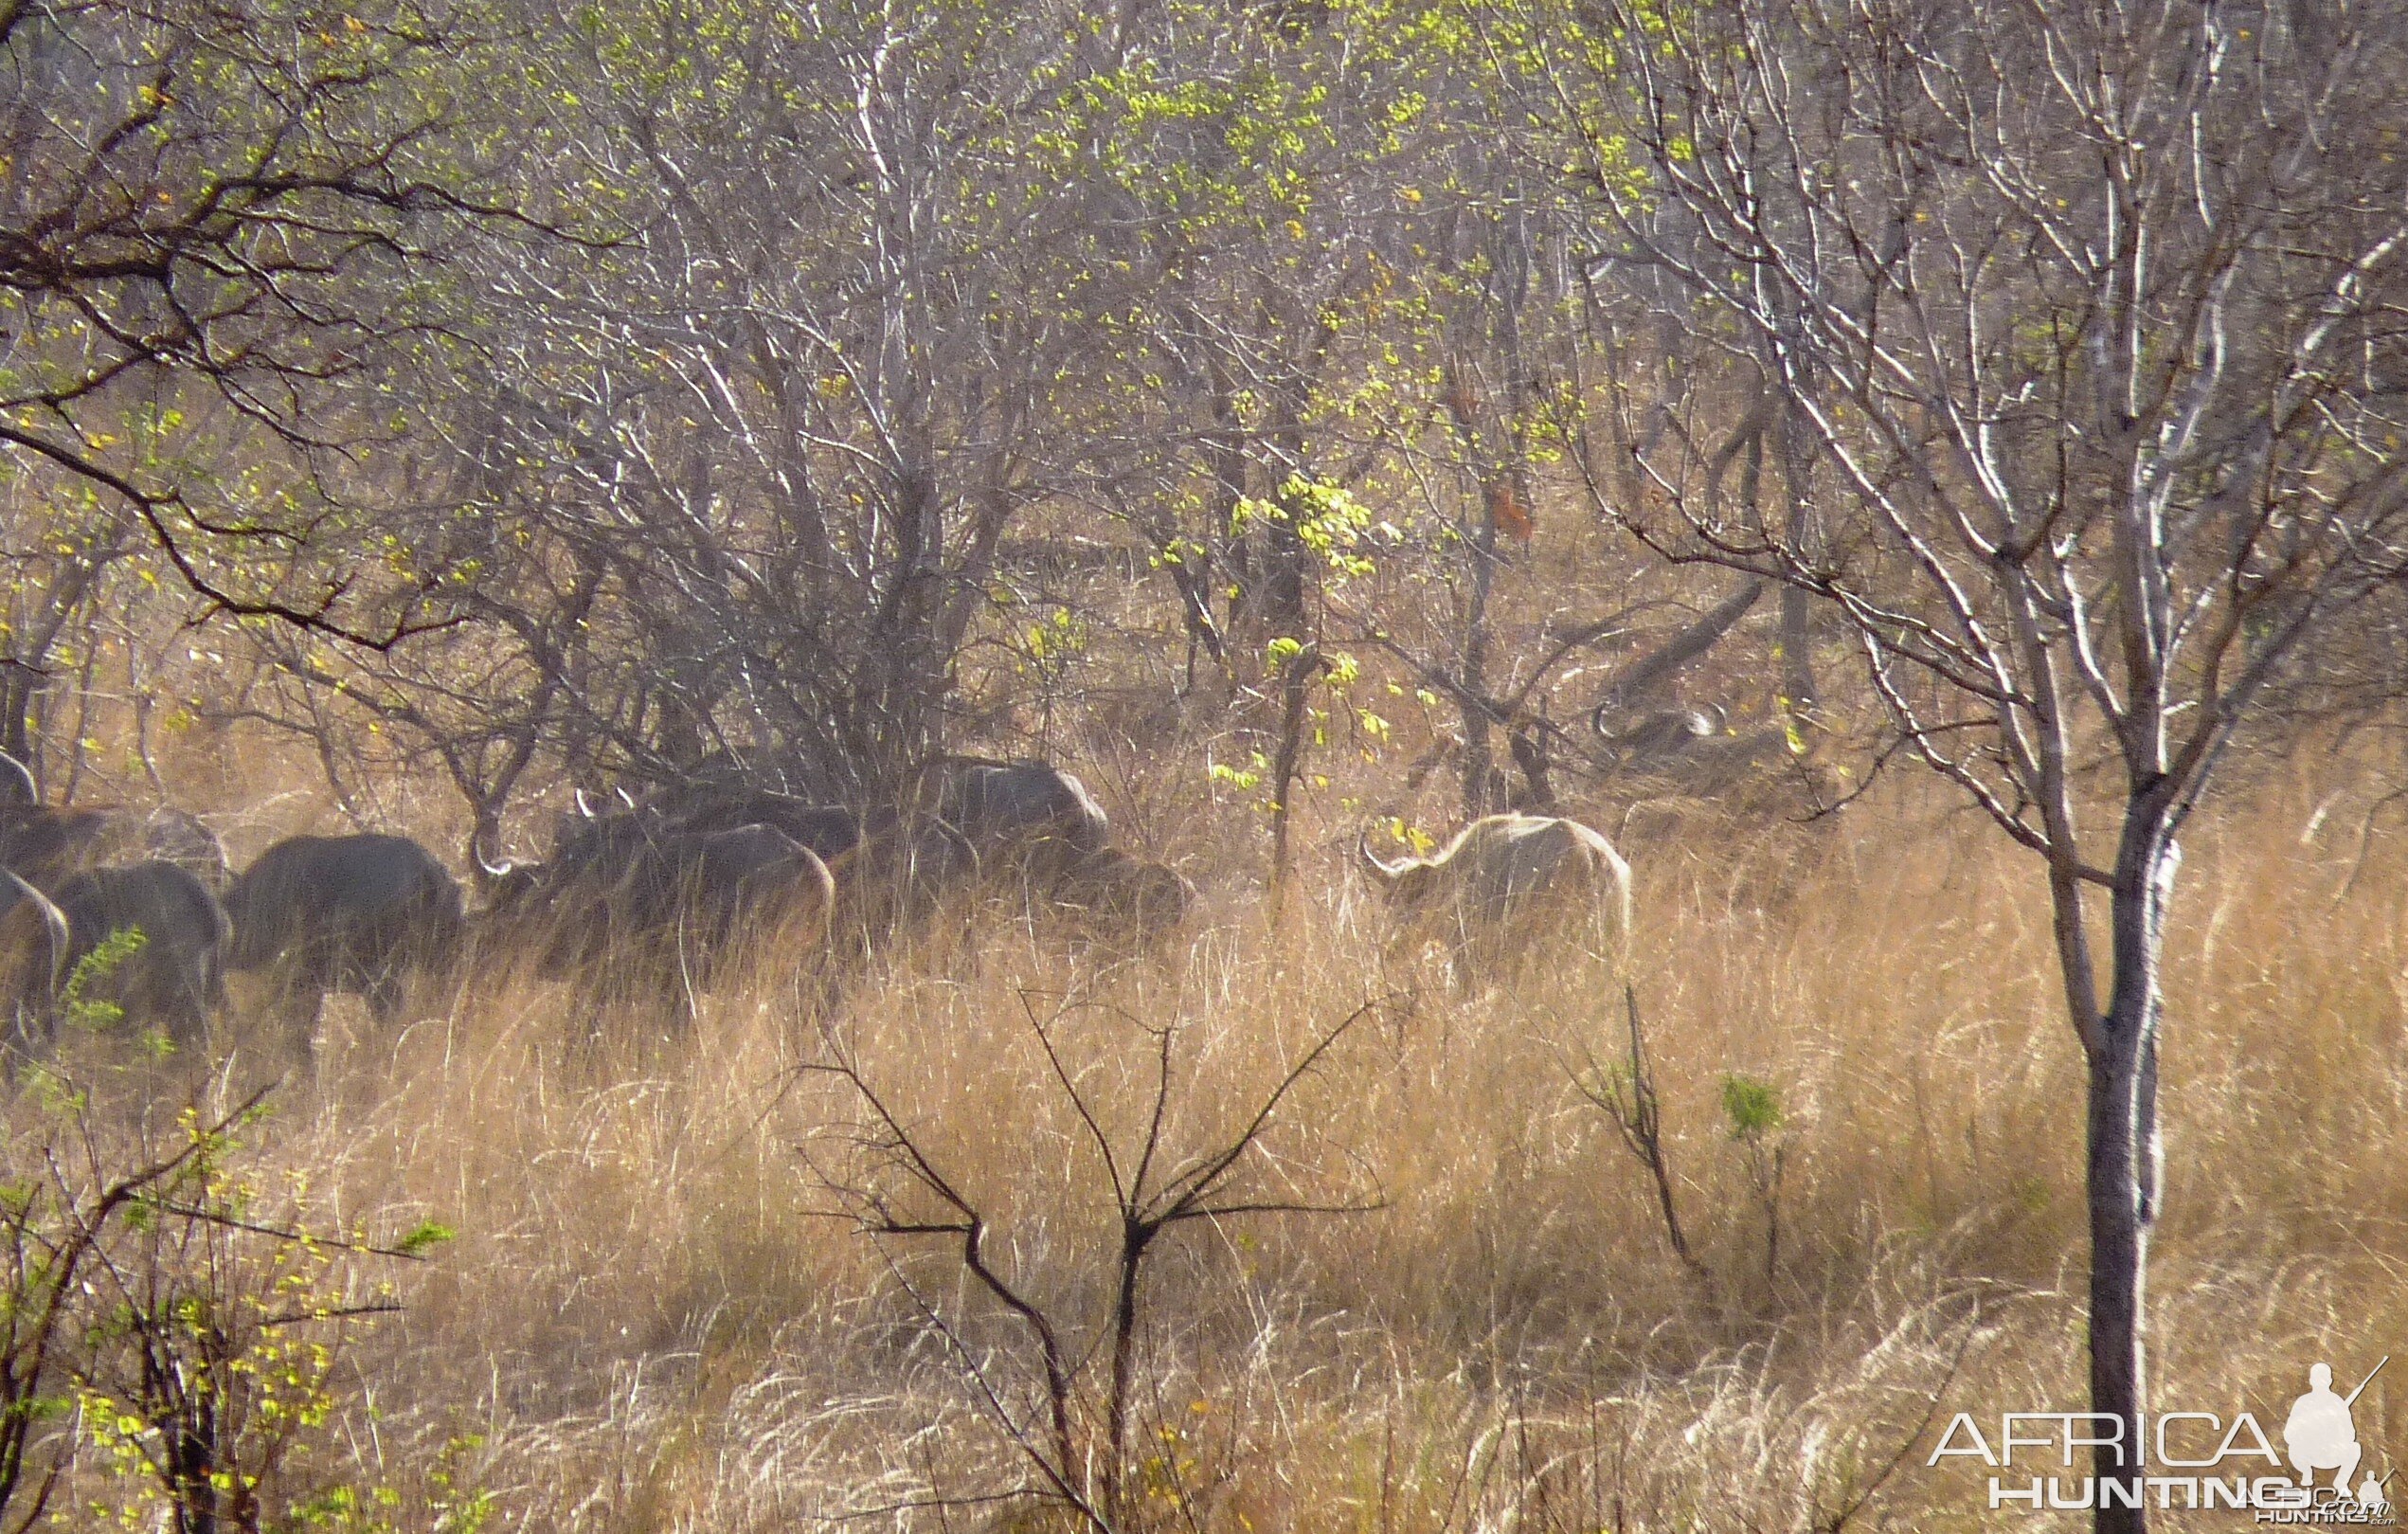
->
394;1221;457;1257
1719;1074;1785;1141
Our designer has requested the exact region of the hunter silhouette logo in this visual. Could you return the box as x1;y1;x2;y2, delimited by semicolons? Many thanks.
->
1929;1354;2395;1520
2285;1360;2379;1498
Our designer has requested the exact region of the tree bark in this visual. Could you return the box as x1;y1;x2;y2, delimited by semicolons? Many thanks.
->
1774;402;1820;722
1267;642;1322;913
0;663;37;769
1590;579;1763;728
1458;520;1501;817
1104;1229;1144;1521
2087;802;2177;1533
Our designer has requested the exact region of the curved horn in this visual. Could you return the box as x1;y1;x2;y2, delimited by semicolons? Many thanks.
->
1592;698;1617;741
1704;702;1730;734
467;818;515;882
2;869;68;992
0;750;35;807
573;788;599;820
1357;828;1411;883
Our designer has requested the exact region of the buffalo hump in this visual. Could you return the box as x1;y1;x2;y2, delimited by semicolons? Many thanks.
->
642;785;866;860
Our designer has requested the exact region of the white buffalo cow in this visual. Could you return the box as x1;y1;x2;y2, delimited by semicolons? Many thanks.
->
1357;813;1632;985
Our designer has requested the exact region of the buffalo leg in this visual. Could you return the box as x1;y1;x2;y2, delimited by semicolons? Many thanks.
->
364;966;410;1030
268;975;325;1075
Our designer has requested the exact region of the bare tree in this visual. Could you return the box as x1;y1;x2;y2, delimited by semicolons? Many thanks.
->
401;0;1171;799
801;989;1386;1525
1537;0;2408;1524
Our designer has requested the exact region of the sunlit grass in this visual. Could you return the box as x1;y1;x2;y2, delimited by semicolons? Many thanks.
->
11;749;2403;1530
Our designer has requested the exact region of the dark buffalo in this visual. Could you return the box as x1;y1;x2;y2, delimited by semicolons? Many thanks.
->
620;788;975;949
135;807;230;893
535;821;821;971
924;759;1110;887
829;805;976;940
43;861;230;1050
225;834;465;1051
1056;848;1195;945
0;802;226;890
645;785;867;860
1597;705;1725;765
0;804;115;886
584;763;1123;953
487;819;835;1010
525;801;656;895
638;824;835;988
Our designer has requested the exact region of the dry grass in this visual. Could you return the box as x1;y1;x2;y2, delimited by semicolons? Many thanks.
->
10;743;2408;1532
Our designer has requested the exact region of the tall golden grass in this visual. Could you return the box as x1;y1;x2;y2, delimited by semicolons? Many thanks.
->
13;739;2406;1531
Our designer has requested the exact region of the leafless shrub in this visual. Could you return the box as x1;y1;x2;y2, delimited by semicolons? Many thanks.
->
800;984;1391;1526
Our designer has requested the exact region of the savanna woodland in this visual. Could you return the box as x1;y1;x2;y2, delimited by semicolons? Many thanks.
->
1;0;2403;1528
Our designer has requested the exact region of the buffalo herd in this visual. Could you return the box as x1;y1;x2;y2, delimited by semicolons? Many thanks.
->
0;756;1198;1068
0;748;1644;1070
